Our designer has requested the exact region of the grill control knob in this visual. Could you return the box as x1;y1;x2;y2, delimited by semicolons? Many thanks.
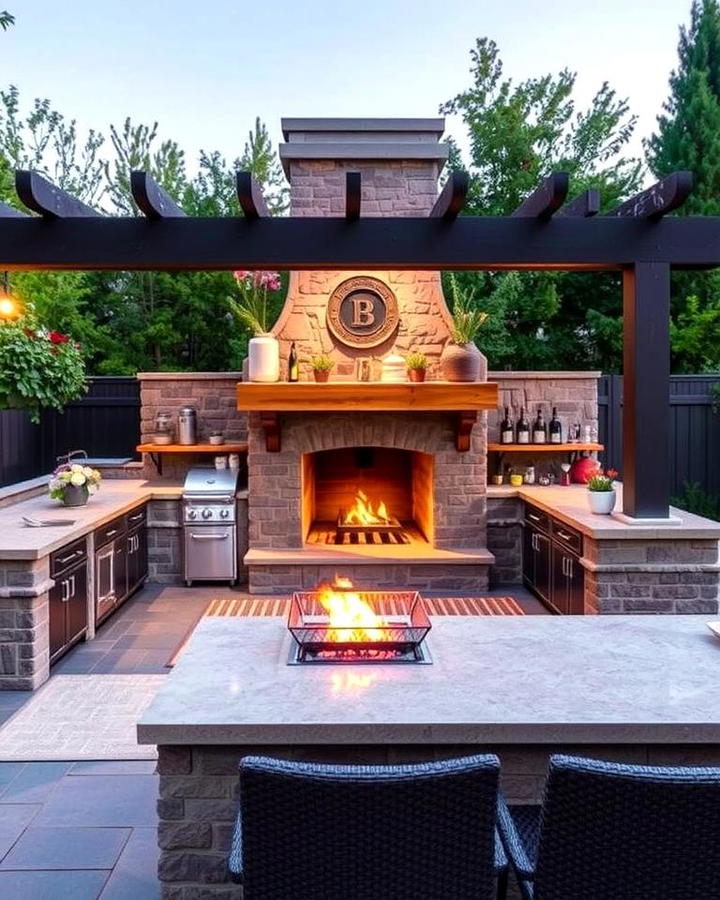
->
187;509;197;519
201;508;212;520
220;508;229;518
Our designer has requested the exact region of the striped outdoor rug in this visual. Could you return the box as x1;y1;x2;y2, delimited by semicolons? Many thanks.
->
203;595;524;617
167;595;523;667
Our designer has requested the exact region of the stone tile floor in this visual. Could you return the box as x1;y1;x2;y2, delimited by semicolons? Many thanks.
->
0;580;544;898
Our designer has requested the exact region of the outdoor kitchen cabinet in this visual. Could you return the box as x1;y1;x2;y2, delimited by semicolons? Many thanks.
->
523;503;584;614
94;505;148;626
49;537;88;665
125;505;148;596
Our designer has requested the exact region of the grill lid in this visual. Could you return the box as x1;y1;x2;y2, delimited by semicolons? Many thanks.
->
182;466;239;498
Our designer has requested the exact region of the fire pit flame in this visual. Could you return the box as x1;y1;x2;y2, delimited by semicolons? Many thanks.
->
341;490;391;526
317;577;392;643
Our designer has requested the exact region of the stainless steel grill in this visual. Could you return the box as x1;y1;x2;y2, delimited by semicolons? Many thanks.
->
182;467;240;585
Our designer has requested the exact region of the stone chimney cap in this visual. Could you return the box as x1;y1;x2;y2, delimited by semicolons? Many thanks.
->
281;118;445;140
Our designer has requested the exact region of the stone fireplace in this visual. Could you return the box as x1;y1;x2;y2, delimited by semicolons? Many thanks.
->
242;119;494;593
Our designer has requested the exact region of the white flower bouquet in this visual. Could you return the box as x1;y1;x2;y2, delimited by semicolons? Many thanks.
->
49;463;102;506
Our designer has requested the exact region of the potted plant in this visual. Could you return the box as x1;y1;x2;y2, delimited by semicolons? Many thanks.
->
440;273;489;382
49;462;102;507
228;271;282;382
0;316;86;423
586;467;619;514
406;351;428;383
310;355;334;383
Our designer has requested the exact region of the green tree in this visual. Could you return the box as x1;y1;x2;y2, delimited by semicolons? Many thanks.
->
441;38;641;371
647;0;720;372
0;10;13;31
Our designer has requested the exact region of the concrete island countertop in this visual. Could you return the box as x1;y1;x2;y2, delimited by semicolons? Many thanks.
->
0;479;184;560
486;483;720;540
137;615;720;746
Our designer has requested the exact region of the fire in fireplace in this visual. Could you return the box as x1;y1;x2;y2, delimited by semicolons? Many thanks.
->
287;577;432;664
336;489;405;545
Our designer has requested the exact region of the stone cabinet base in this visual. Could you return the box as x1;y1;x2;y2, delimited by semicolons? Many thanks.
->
156;741;720;899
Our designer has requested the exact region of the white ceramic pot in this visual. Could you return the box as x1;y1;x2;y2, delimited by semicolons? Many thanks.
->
440;343;487;382
587;489;616;515
248;334;280;383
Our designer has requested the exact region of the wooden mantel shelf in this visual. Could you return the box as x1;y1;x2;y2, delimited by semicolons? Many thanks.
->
237;381;499;452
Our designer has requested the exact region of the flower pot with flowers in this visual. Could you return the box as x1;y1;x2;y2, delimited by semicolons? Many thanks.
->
49;462;102;507
0;315;86;423
586;467;619;514
440;273;489;382
406;351;428;383
228;270;283;382
310;355;334;383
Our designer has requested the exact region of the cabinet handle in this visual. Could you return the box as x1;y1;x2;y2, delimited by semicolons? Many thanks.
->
531;534;537;551
128;513;143;522
61;579;69;602
556;530;573;542
104;529;118;538
56;550;80;566
190;532;230;541
562;557;568;577
528;513;540;522
70;574;76;598
567;558;573;578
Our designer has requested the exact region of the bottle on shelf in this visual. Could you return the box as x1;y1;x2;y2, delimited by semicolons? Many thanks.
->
532;407;547;443
516;407;530;444
500;406;515;444
288;342;299;382
549;407;562;444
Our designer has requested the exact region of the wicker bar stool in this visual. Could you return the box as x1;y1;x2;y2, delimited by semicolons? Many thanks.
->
228;753;508;900
497;753;720;900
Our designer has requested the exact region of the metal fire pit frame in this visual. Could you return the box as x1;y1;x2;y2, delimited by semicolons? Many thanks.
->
287;589;432;664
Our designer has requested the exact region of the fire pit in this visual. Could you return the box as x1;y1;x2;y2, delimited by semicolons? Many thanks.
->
287;579;432;664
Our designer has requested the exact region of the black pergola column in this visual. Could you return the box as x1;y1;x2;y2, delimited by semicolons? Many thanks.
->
622;262;671;518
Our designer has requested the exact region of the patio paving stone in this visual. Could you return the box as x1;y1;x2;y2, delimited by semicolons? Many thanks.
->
0;803;42;858
0;761;26;786
34;774;159;828
98;827;160;899
0;826;131;870
0;762;72;802
0;869;110;898
70;761;157;776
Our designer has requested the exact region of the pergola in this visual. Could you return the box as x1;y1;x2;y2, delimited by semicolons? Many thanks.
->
0;166;706;520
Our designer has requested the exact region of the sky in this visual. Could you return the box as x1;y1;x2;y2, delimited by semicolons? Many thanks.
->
1;0;693;184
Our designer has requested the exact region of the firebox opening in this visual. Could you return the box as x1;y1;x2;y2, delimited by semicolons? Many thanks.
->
302;447;434;546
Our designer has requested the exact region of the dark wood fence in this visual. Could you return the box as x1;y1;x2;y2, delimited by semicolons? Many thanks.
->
0;377;140;488
599;374;720;500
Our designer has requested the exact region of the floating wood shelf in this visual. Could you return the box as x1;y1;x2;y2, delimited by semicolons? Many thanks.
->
487;443;603;453
136;443;248;475
237;381;499;453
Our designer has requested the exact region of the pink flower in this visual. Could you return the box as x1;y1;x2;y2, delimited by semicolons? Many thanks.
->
253;271;281;291
233;270;252;283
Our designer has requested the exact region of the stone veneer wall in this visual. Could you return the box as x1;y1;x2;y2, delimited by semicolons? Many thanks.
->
138;373;248;481
487;497;523;584
155;742;720;899
0;557;52;689
248;411;487;552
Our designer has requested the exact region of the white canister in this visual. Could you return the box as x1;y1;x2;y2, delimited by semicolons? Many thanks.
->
214;456;228;470
228;454;240;470
248;334;280;383
380;354;407;383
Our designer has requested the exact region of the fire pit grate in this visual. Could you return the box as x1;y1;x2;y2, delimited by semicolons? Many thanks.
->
287;589;432;665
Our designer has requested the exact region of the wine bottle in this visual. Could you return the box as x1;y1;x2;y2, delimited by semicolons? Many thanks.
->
288;342;299;382
532;407;547;443
549;406;562;444
516;407;530;444
500;406;515;444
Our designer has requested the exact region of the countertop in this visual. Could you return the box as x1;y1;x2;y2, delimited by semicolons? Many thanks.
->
0;480;184;560
137;615;720;746
486;483;720;540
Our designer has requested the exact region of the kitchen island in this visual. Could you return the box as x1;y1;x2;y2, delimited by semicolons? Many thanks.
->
138;614;720;897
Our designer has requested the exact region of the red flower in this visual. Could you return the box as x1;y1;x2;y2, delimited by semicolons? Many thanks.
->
48;331;69;344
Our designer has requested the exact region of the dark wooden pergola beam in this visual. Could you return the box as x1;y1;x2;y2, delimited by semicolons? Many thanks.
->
430;171;469;221
4;215;720;271
606;171;693;220
345;172;361;221
511;172;569;220
130;171;186;219
15;170;100;218
557;189;600;218
0;202;28;218
236;172;269;220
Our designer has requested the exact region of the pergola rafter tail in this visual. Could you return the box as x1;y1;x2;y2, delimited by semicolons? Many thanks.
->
15;170;100;218
131;171;186;219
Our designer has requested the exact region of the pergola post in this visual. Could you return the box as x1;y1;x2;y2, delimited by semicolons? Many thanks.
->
621;262;671;518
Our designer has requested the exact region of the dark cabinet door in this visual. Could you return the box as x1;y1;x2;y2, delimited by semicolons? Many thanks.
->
66;561;88;645
567;554;585;615
114;537;128;605
534;532;552;603
551;545;570;615
48;577;67;662
126;526;148;595
522;524;536;587
136;525;148;585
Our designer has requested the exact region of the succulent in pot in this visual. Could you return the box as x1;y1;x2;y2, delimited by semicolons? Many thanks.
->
49;463;102;507
440;274;489;382
586;466;619;515
209;431;225;445
406;351;428;383
310;355;334;383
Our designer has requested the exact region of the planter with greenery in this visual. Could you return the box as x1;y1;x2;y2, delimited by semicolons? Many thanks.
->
0;317;86;423
49;462;102;507
587;467;619;515
406;351;428;383
310;355;334;383
228;271;282;382
440;274;489;382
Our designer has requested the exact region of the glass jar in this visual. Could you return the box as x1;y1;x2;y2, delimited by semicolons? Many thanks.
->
154;412;174;445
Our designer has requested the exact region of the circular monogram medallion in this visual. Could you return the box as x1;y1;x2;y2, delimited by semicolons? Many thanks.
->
326;277;399;349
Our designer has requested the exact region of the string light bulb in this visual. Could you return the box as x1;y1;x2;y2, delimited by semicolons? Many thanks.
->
0;272;19;320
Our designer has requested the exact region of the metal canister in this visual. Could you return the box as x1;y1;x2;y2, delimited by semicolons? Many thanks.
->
178;406;198;445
